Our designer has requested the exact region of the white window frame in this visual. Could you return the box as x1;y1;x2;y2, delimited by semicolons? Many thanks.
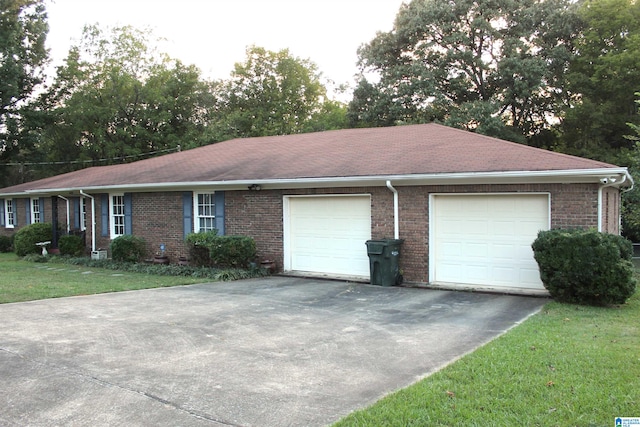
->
81;197;87;231
31;198;42;224
194;192;216;233
110;194;125;239
4;199;15;228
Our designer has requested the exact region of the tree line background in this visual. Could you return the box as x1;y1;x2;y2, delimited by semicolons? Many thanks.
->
1;0;640;238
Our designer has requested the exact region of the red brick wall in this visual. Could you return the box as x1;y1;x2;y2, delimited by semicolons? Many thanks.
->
131;192;187;261
222;183;603;283
225;190;284;265
0;183;615;284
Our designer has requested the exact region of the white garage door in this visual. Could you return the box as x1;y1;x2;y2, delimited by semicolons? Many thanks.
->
285;196;371;277
431;194;549;290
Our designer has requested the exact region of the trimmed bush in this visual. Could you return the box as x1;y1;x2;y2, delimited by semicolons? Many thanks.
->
209;235;257;268
58;234;85;256
14;223;53;257
110;235;146;263
0;235;13;253
185;231;256;268
186;230;219;267
532;229;636;306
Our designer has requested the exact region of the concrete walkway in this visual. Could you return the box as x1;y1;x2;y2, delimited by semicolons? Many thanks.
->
0;277;547;426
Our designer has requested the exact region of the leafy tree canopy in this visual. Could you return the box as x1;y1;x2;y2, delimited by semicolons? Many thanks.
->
0;0;49;186
349;0;579;142
560;0;640;163
37;24;216;177
211;46;346;141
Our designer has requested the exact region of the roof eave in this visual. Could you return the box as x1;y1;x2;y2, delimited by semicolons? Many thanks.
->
3;167;631;196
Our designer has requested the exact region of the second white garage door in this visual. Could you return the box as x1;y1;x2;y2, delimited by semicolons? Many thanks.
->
284;196;371;277
430;194;550;291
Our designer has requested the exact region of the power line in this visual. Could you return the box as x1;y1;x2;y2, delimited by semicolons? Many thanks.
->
0;146;181;167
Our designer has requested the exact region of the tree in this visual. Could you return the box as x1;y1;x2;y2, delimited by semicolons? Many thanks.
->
39;24;216;175
559;0;640;162
622;93;640;241
0;0;49;186
211;46;346;141
349;0;579;141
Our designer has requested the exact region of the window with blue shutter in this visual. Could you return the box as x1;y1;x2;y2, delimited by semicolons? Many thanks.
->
183;192;193;239
25;199;31;225
101;194;109;237
73;198;81;230
215;192;225;235
40;197;45;222
124;193;132;235
12;199;17;227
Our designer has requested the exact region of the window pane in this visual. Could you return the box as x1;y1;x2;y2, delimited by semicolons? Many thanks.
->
196;193;215;232
112;195;125;237
32;199;41;223
6;200;14;226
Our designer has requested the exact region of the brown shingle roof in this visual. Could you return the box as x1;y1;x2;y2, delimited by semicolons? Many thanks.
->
0;124;622;194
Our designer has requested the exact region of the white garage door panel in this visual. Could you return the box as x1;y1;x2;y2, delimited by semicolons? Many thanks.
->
432;194;549;290
287;196;371;276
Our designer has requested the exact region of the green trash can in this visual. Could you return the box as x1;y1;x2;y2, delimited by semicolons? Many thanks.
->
365;239;404;286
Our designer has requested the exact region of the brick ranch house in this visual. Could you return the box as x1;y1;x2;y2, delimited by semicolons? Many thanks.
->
0;124;633;295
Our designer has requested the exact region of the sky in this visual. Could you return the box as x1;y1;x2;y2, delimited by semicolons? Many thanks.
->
45;0;406;91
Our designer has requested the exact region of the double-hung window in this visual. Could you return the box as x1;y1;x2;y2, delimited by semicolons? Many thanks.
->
110;194;125;238
195;193;216;232
31;198;42;223
5;200;15;228
81;198;87;231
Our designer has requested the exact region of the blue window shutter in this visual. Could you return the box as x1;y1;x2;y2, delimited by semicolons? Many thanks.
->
124;193;133;235
183;192;193;239
13;199;18;227
25;199;31;225
215;191;225;235
101;194;109;237
0;199;5;227
39;197;45;222
73;198;81;229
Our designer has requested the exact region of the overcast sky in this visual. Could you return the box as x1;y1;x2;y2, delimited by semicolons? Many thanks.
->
45;0;406;89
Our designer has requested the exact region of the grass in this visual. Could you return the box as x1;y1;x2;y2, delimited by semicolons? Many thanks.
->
334;291;640;426
0;252;206;303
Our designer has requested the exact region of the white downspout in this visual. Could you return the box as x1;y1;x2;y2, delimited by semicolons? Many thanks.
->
57;196;71;233
386;180;400;240
79;190;96;252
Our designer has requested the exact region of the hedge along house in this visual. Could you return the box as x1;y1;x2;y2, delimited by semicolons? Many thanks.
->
0;124;633;295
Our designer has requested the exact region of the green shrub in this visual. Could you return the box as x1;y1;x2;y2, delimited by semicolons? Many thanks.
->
14;223;53;257
186;230;218;267
58;234;85;256
110;235;146;263
209;235;257;268
0;235;13;252
532;229;636;306
185;231;256;268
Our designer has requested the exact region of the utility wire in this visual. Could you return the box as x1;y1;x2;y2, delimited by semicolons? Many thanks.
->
0;146;181;167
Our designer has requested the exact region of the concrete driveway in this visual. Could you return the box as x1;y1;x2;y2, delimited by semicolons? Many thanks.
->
0;277;546;426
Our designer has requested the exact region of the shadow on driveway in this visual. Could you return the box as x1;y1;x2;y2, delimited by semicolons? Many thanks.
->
0;277;547;426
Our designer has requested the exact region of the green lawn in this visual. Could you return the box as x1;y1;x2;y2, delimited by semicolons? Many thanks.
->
334;290;640;426
0;252;206;303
